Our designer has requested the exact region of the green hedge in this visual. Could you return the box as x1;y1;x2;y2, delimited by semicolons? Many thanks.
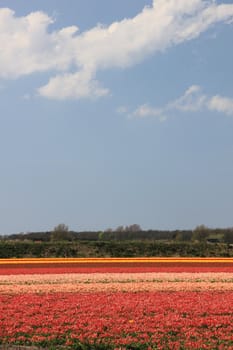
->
0;240;233;258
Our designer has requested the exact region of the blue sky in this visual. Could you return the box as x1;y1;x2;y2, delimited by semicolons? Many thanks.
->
0;0;233;234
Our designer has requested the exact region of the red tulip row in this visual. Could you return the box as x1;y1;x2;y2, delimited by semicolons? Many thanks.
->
1;262;233;275
1;291;233;349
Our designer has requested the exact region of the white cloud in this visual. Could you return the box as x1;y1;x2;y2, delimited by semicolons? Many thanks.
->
168;85;207;112
0;9;64;78
130;86;233;120
208;95;233;116
131;104;167;121
0;1;233;99
38;70;109;100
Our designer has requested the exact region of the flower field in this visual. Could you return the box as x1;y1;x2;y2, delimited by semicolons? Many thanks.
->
1;258;233;349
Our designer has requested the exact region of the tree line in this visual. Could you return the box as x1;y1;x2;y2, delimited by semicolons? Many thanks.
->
1;224;233;244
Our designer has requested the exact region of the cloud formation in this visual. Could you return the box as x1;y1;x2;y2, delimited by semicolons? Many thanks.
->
208;96;233;116
129;86;233;120
0;1;233;99
130;104;166;122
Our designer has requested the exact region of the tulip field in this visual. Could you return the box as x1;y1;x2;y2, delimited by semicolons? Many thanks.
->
1;258;233;349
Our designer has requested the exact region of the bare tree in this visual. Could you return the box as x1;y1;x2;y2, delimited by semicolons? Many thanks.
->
115;225;125;232
128;224;141;232
192;225;210;242
51;223;71;241
54;223;69;232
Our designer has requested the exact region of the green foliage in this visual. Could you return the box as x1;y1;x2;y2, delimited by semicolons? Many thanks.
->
0;240;233;258
224;230;233;244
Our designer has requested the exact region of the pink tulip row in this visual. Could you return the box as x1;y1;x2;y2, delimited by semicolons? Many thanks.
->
1;272;233;294
1;271;233;283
